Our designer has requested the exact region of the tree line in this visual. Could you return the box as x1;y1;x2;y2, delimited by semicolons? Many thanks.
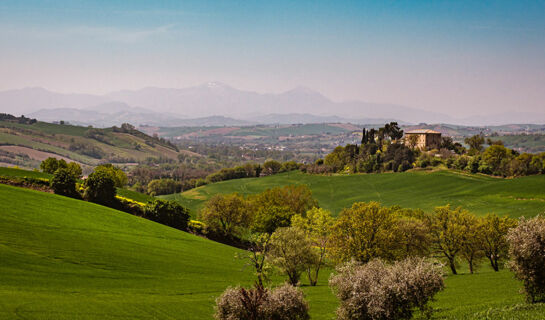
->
201;186;545;320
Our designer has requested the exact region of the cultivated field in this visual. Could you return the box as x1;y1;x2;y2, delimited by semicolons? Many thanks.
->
162;170;545;218
1;184;545;319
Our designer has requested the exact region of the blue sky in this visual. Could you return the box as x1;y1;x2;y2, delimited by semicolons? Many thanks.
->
0;0;544;116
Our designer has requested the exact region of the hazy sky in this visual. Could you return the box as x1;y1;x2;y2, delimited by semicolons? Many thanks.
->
1;0;544;116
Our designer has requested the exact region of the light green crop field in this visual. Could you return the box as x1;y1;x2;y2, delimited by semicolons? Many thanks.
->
1;184;545;319
161;170;545;218
0;166;52;179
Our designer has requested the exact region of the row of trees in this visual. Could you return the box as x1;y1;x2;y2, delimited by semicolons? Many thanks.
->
202;192;518;282
211;192;545;319
139;160;302;196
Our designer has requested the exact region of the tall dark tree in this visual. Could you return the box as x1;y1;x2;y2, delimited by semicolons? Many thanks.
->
368;128;376;144
386;122;403;141
361;128;368;145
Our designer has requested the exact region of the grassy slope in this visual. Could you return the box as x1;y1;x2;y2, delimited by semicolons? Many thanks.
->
1;185;544;319
0;166;52;179
0;120;183;166
0;184;254;319
162;170;545;218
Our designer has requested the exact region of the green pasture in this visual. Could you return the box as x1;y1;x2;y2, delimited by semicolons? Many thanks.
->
0;166;52;179
162;170;545;218
1;184;544;319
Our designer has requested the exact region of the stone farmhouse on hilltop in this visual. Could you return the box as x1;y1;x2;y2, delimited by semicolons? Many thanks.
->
403;129;442;150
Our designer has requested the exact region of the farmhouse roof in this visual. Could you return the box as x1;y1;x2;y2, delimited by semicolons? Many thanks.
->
405;129;441;134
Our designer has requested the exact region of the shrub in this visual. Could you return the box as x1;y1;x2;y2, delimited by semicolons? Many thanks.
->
50;168;78;198
214;284;309;320
507;216;545;303
329;257;444;320
144;199;190;230
83;170;117;206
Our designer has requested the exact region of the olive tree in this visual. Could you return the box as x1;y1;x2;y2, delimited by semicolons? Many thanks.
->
507;216;545;303
214;284;309;320
329;257;444;320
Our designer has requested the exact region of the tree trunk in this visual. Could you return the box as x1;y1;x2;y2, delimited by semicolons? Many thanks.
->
288;272;299;286
449;258;457;275
493;257;500;271
468;259;474;274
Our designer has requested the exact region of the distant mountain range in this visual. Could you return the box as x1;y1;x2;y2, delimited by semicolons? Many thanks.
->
1;83;545;126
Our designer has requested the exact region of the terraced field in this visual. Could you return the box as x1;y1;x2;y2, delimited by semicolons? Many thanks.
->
162;170;545;218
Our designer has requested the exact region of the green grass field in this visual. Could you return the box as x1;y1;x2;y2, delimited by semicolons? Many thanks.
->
0;166;52;179
161;170;545;218
1;184;545;319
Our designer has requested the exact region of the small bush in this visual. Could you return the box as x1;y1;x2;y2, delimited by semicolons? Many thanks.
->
83;170;117;206
214;284;309;320
144;199;190;230
329;257;444;320
507;216;545;303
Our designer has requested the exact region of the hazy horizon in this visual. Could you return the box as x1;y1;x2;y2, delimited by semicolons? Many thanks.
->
1;1;544;118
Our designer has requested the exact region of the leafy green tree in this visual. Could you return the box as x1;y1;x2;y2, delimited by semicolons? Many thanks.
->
268;227;317;286
396;210;432;258
236;233;272;288
66;162;82;179
249;185;318;234
479;214;517;271
324;146;346;172
481;145;513;176
199;193;251;238
384;121;403;141
329;202;400;263
429;205;471;274
144;199;190;230
50;168;78;198
292;207;334;286
147;178;180;196
94;164;128;188
40;157;67;174
464;134;485;154
263;160;282;175
460;213;484;274
83;170;117;206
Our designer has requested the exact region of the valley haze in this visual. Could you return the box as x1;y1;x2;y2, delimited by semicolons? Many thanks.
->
2;84;545;127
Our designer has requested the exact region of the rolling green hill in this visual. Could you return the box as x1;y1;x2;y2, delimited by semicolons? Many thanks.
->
0;118;194;170
162;170;545;218
2;184;545;319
